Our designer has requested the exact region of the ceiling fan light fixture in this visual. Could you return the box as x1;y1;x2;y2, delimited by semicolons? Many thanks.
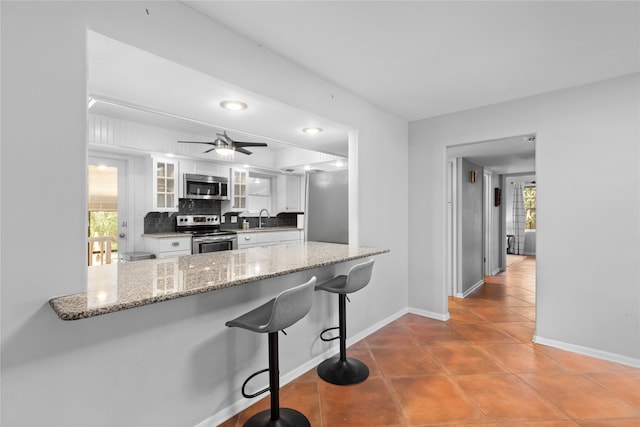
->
215;146;235;156
302;127;322;135
220;100;248;111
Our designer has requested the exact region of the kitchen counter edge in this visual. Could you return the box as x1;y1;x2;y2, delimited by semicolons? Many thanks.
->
49;242;389;321
233;226;303;234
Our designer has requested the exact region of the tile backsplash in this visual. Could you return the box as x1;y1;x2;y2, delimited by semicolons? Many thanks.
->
144;199;222;233
144;206;302;233
178;198;221;215
143;212;178;234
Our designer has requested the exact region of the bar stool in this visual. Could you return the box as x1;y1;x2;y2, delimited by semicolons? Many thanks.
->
225;276;316;427
315;259;375;385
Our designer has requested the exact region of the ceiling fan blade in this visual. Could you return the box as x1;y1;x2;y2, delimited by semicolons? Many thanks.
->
234;147;253;155
234;141;268;148
177;140;215;145
203;147;216;153
217;132;233;144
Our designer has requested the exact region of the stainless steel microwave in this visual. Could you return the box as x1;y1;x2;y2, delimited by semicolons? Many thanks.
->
183;173;230;200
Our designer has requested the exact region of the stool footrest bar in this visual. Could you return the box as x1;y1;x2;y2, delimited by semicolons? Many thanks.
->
320;326;340;342
241;368;270;399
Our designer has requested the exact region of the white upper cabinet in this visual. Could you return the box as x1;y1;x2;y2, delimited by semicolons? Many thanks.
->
276;174;304;212
152;157;179;211
231;168;248;210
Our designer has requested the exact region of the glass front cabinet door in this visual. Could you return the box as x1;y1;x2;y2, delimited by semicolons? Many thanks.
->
153;157;178;211
232;169;247;210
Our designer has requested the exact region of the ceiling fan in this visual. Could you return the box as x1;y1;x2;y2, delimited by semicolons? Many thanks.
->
178;131;267;156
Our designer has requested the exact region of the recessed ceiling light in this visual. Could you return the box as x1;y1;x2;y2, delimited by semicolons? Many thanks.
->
220;100;248;111
304;165;311;171
302;127;323;135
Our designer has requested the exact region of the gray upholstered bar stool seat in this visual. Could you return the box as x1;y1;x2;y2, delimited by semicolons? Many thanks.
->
225;276;316;427
315;259;375;385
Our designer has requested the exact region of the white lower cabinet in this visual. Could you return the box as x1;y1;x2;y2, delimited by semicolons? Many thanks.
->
237;230;303;249
142;236;192;258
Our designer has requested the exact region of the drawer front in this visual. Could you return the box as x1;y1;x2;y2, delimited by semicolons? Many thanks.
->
238;230;302;248
156;250;191;259
148;237;191;253
268;230;302;242
239;234;257;245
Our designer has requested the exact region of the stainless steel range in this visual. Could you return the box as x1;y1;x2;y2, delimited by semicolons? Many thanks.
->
176;215;238;254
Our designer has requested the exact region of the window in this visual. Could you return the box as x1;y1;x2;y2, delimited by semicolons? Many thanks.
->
247;174;272;212
524;186;536;230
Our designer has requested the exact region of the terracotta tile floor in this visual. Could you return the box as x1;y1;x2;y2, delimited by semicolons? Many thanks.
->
219;256;640;426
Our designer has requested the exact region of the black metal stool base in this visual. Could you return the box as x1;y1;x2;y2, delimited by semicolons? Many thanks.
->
317;356;369;385
244;408;310;427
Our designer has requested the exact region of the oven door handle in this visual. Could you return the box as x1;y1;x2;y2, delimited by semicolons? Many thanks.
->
192;236;236;243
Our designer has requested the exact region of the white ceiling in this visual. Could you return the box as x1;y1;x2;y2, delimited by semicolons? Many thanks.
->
184;1;639;121
447;135;536;174
88;31;351;157
89;2;639;175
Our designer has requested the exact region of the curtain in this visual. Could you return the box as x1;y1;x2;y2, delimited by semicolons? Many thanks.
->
512;182;526;255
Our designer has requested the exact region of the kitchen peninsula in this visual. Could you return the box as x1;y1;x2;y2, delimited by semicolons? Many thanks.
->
49;242;389;320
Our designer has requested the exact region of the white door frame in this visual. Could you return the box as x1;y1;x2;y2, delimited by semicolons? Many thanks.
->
446;160;458;296
483;170;493;276
88;155;132;257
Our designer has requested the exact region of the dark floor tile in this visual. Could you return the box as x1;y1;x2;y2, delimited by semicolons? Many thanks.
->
519;373;639;419
455;373;568;421
427;344;506;375
318;376;405;426
371;345;444;377
390;375;485;425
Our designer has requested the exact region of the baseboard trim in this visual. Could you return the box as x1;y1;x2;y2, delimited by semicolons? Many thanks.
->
408;307;450;321
196;308;409;427
455;279;484;298
533;335;640;368
491;267;501;276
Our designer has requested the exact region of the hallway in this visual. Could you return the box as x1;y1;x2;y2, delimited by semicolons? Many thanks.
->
220;257;640;426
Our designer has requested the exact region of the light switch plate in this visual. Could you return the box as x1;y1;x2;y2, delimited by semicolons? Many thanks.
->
221;216;226;223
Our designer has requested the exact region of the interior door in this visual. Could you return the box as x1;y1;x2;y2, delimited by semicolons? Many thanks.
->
483;171;492;275
87;156;128;265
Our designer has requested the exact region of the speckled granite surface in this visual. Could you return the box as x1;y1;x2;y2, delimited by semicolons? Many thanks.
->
234;227;302;234
141;233;191;238
49;242;389;321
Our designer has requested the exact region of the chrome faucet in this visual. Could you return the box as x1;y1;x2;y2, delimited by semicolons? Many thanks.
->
258;209;270;228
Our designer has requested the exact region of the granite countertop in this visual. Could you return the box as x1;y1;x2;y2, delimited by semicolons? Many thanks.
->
141;227;302;237
234;226;302;234
141;232;191;238
49;242;389;321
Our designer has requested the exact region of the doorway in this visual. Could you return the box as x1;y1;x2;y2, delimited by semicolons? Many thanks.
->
445;134;536;298
87;157;128;266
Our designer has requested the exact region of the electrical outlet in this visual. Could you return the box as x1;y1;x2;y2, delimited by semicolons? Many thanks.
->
231;216;237;223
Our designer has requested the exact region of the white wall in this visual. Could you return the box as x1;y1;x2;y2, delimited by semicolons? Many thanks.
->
1;2;408;426
457;158;484;295
409;73;640;364
489;172;502;273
